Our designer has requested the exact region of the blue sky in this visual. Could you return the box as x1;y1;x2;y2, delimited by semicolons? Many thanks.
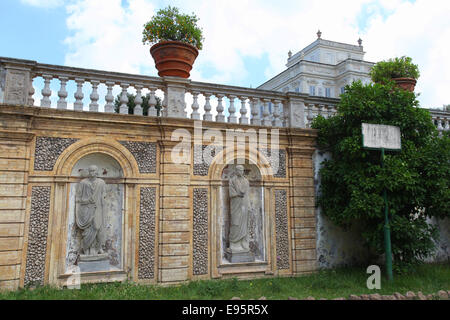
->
1;0;449;109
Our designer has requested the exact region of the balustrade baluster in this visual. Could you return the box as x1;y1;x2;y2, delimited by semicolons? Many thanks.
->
280;100;286;127
191;91;200;120
250;98;261;126
272;99;283;127
436;117;443;131
262;99;271;126
28;77;34;106
133;85;143;115
307;104;314;127
40;75;52;108
282;101;289;127
322;104;330;119
227;95;237;123
74;78;84;111
148;87;158;116
119;83;129;114
330;105;336;116
161;87;167;117
104;81;115;113
57;77;68;109
318;104;324;118
89;80;100;112
203;93;213;121
239;96;248;124
215;94;225;122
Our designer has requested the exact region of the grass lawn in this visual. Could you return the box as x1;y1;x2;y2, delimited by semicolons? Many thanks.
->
1;262;448;300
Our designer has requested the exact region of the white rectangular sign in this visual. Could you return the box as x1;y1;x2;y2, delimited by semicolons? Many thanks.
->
362;123;401;150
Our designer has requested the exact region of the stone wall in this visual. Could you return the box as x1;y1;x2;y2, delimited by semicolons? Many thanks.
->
0;104;318;290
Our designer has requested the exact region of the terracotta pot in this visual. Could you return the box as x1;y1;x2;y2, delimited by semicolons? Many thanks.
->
392;77;417;92
150;41;199;78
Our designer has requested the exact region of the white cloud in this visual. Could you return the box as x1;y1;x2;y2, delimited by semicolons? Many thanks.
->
187;0;371;84
63;0;155;74
362;0;450;108
61;0;450;109
20;0;63;7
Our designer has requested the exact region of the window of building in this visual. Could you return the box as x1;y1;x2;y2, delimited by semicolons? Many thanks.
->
340;87;346;94
325;87;331;98
309;86;316;96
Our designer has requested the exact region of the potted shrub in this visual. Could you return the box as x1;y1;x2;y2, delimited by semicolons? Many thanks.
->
369;56;420;92
142;6;204;78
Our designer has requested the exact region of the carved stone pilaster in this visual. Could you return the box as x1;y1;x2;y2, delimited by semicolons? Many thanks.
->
193;188;208;275
0;59;35;105
162;77;189;118
138;187;156;279
24;186;51;287
285;94;306;128
4;69;30;105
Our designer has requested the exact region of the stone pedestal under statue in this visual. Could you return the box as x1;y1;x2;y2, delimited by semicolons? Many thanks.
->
225;248;255;263
78;253;109;272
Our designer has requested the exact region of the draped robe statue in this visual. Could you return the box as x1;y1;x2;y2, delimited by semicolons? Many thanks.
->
75;165;107;256
228;165;250;253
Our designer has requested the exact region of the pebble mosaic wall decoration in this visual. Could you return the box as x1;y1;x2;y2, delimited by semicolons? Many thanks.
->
193;145;223;176
259;148;286;178
34;136;78;171
193;188;208;275
275;189;289;270
138;187;156;279
24;186;51;286
119;141;156;174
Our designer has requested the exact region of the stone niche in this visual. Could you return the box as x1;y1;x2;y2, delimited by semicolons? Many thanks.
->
65;153;124;273
220;161;265;264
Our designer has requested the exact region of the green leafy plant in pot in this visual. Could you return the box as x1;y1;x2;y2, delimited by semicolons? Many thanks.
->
369;56;420;92
142;6;204;78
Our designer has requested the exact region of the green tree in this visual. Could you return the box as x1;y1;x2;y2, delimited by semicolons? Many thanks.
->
114;93;162;116
312;80;450;273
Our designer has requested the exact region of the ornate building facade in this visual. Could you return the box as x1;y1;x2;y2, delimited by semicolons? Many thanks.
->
258;31;374;98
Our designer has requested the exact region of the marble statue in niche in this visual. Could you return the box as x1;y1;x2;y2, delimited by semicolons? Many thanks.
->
65;153;124;273
75;165;107;259
228;165;250;253
225;164;256;263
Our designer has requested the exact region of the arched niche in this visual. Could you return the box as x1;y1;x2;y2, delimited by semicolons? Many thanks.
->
219;159;266;264
65;152;124;273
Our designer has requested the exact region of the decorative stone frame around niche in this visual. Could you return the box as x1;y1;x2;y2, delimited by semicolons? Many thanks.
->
208;147;291;278
42;139;140;287
65;153;124;274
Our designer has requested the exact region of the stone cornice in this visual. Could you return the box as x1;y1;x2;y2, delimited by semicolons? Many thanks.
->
0;129;34;141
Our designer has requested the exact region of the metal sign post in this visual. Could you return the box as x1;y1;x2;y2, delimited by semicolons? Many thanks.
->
362;123;401;282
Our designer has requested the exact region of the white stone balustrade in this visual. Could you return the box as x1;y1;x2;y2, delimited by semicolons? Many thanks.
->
0;55;340;128
3;56;446;131
303;102;337;127
430;109;450;133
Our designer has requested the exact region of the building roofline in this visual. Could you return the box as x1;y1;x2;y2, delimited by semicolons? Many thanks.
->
257;58;375;89
287;38;365;67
